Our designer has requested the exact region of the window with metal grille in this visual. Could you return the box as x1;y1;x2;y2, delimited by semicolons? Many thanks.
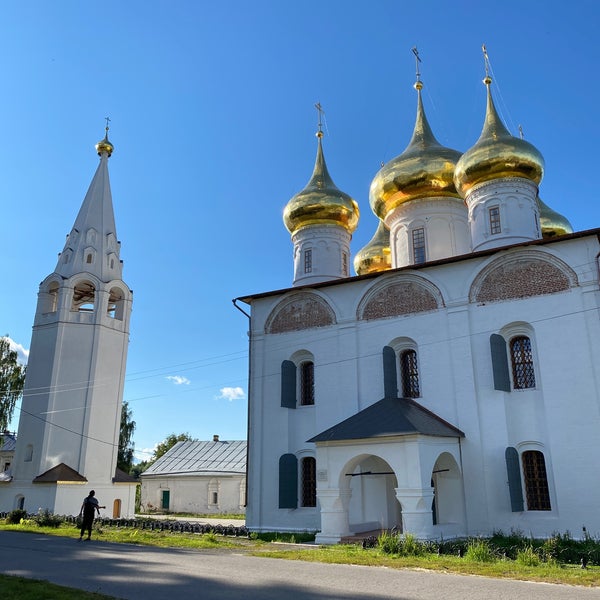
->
342;252;348;276
301;457;317;507
400;349;420;398
300;361;315;405
412;228;426;264
510;336;536;389
522;450;551;510
489;206;501;234
304;248;312;273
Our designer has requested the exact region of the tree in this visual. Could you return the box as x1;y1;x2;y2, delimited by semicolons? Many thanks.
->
117;400;136;473
0;337;26;431
152;432;195;462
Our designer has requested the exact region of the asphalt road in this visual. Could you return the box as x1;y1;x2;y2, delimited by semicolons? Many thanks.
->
1;531;599;600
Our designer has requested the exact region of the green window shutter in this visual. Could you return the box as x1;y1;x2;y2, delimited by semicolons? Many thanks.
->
281;360;297;408
505;447;524;512
279;453;298;509
383;346;398;398
490;334;511;392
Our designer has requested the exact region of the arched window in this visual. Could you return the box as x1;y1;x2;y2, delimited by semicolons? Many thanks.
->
300;361;315;406
522;450;551;511
400;350;420;398
510;336;536;389
24;444;33;462
281;353;316;408
72;281;96;313
301;457;316;507
107;287;125;320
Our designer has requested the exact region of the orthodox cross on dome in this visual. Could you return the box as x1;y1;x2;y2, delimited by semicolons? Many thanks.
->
411;46;422;83
314;102;324;138
104;116;111;134
482;44;492;83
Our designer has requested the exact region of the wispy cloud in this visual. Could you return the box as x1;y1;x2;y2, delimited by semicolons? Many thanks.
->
166;375;191;386
218;386;245;401
6;337;29;365
134;446;156;462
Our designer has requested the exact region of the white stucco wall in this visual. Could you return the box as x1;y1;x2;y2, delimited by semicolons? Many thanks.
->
245;234;600;540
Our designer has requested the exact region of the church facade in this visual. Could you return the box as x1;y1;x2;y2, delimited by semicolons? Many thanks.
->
238;67;600;543
0;129;137;517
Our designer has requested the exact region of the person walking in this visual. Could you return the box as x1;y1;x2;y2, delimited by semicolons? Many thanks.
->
78;490;105;541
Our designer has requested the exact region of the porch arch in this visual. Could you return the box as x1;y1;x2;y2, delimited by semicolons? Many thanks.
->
341;453;402;535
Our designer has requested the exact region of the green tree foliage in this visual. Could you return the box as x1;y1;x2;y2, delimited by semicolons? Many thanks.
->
117;400;136;473
0;337;26;431
153;432;195;462
130;459;150;479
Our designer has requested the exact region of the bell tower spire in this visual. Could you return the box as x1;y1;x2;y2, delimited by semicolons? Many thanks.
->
1;125;135;517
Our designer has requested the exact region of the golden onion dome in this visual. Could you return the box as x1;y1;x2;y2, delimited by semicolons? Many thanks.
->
538;196;573;238
353;219;392;276
369;80;462;222
454;76;544;197
283;133;359;235
95;126;114;157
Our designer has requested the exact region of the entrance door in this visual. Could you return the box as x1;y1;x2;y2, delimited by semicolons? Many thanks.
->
161;490;170;510
113;499;122;518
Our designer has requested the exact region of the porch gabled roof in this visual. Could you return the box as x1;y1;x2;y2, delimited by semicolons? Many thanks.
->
32;463;87;483
308;397;464;443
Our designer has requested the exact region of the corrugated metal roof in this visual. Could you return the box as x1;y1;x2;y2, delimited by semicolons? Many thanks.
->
142;440;247;477
308;397;464;443
0;433;16;453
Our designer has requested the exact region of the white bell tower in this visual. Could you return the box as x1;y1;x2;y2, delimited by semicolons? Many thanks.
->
1;126;136;516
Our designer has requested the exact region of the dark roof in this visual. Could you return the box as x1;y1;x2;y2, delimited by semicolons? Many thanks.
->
113;467;138;483
308;397;464;443
33;463;87;483
236;227;600;304
142;440;247;477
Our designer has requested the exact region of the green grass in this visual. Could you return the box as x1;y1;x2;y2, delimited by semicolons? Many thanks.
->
0;573;117;599
253;544;600;586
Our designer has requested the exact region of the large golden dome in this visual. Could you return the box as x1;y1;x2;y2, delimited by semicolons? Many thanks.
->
538;196;573;238
370;81;462;222
353;219;392;276
283;133;359;235
454;76;544;197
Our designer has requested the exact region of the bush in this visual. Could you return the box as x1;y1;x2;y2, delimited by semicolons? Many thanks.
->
465;539;496;563
378;532;425;556
6;509;27;524
516;545;540;567
33;509;64;528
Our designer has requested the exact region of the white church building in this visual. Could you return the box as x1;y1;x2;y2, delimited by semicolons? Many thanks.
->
0;129;137;518
237;66;600;544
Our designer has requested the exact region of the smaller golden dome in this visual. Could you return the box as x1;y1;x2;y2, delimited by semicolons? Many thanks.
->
454;77;543;197
538;196;573;238
370;81;462;222
283;135;359;235
353;220;392;276
95;126;114;157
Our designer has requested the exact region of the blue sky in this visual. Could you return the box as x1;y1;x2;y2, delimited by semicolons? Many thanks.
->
1;1;599;460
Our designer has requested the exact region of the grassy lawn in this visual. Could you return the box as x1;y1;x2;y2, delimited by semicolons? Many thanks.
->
0;573;117;599
1;521;600;592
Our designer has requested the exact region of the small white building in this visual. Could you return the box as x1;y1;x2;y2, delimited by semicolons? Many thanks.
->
140;437;246;515
237;69;600;543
